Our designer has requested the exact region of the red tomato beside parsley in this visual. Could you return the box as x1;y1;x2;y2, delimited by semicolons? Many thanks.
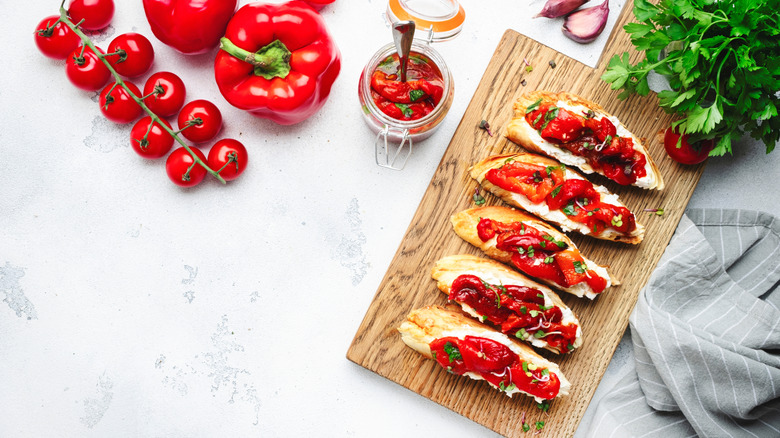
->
106;33;155;78
177;100;222;143
99;81;143;124
143;72;186;117
35;16;81;59
130;117;174;159
207;139;248;181
66;45;111;91
68;0;115;31
663;126;716;165
166;147;207;187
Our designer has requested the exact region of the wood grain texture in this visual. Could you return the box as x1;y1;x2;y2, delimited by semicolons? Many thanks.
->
347;4;705;436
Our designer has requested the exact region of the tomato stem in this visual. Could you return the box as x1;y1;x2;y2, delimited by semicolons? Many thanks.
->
57;6;226;185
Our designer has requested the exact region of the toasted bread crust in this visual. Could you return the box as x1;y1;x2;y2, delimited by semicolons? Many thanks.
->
506;91;664;191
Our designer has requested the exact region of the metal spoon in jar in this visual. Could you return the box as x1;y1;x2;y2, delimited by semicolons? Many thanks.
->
392;21;415;82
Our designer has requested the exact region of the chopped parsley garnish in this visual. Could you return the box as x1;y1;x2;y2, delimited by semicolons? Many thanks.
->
521;361;529;372
573;261;587;274
540;107;560;131
526;98;543;115
520;305;528;314
526;246;535;258
394;103;413;118
540;240;547;248
536;421;545;430
537;401;550;412
504;157;515;165
567;344;575;351
409;89;425;102
550;185;562;198
562;201;577;216
516;328;528;339
537;293;544;299
522;423;530;432
480;315;488;322
545;165;557;176
541;369;549;377
443;342;462;362
520;223;526;234
544;256;554;264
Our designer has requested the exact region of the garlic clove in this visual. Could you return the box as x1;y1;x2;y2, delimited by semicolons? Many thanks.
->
562;0;610;43
536;0;591;19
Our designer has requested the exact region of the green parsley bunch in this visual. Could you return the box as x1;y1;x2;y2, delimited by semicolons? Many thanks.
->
601;0;780;155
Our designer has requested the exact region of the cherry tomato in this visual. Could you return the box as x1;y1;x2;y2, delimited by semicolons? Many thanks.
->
207;139;248;181
663;126;716;165
106;33;154;78
99;81;143;124
166;147;207;187
130;116;174;159
65;45;111;91
68;0;114;31
177;100;222;143
35;15;81;59
143;72;186;117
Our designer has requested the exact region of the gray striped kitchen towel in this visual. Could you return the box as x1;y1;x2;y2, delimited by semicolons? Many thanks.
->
586;209;780;438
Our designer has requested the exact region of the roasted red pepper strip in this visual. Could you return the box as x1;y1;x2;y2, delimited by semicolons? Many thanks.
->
214;1;342;125
143;0;238;55
430;336;561;400
448;274;579;353
525;104;648;185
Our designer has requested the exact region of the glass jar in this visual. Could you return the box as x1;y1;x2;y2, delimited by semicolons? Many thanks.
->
358;0;464;170
358;41;454;170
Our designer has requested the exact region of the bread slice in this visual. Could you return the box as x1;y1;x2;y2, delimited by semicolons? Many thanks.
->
469;152;645;244
506;90;664;190
450;206;618;298
431;254;583;353
398;305;571;402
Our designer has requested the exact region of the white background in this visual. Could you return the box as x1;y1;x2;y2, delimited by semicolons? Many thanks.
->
1;1;778;437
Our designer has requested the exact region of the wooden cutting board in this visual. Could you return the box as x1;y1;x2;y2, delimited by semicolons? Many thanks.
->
347;4;705;437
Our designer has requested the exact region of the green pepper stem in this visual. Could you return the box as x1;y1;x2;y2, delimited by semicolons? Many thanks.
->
219;37;292;80
57;5;225;185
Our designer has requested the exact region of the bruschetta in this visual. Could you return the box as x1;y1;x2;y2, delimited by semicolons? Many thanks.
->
451;206;618;298
431;254;583;353
398;305;571;402
506;90;664;190
469;152;645;244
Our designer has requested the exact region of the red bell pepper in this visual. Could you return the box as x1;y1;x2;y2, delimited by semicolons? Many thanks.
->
142;0;238;55
214;1;341;125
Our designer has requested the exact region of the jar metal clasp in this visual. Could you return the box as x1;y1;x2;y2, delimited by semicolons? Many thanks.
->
375;125;412;170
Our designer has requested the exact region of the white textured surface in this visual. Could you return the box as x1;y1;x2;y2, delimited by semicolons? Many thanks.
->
1;1;778;437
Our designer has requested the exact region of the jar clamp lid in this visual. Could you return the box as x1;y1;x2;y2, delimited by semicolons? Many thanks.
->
385;0;465;43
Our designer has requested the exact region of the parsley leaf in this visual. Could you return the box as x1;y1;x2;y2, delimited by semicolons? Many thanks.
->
602;0;780;156
443;342;462;363
394;103;413;118
409;89;425;102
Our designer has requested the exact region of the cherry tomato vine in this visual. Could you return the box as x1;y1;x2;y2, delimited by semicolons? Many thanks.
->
40;0;242;186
